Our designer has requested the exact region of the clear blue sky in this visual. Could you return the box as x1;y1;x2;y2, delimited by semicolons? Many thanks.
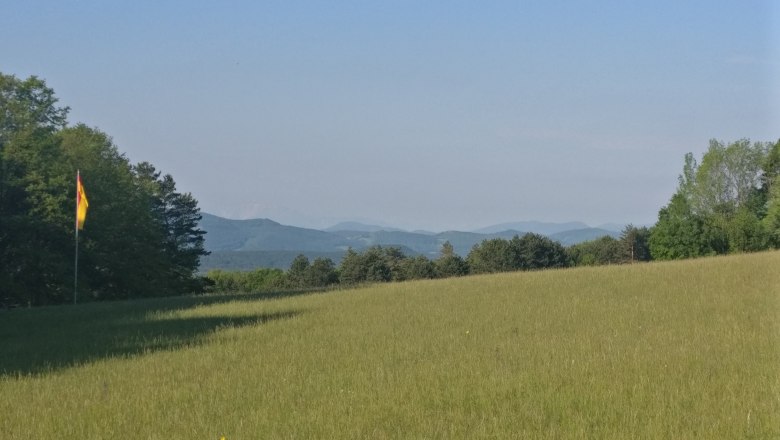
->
4;1;779;231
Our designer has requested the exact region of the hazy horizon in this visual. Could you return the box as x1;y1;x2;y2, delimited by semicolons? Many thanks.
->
200;210;646;234
5;1;779;232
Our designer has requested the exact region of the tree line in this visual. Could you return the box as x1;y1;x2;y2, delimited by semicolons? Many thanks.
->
649;139;780;258
3;72;779;303
206;227;650;292
210;137;780;293
0;73;208;306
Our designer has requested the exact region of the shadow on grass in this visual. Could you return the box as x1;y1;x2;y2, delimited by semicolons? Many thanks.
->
0;291;305;377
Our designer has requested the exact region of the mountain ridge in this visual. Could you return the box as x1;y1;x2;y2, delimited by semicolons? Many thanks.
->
198;214;624;271
200;213;621;255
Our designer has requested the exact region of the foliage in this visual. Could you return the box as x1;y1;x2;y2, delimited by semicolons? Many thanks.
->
435;241;469;277
649;193;718;260
400;255;437;280
619;224;651;262
466;238;513;274
286;254;311;288
134;161;208;293
0;72;207;305
4;71;775;300
306;257;339;287
434;255;469;278
568;235;624;266
764;181;780;248
726;207;767;252
283;254;339;288
566;226;652;267
338;246;399;284
689;139;768;214
508;233;569;270
762;140;780;247
264;236;570;290
468;234;570;274
199;250;347;271
338;248;365;285
0;74;71;305
651;139;776;260
206;268;285;293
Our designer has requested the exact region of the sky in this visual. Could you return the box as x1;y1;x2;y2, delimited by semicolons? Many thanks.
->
4;1;779;231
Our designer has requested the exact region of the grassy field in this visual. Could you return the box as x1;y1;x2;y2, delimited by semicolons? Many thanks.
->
1;252;779;438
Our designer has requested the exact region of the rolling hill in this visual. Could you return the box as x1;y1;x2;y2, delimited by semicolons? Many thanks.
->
473;220;591;235
199;213;352;252
199;213;622;270
4;252;778;438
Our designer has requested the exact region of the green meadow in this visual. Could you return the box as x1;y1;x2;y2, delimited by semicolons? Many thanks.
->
1;252;779;438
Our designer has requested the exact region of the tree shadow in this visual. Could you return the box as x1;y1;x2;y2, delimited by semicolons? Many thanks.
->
0;292;304;377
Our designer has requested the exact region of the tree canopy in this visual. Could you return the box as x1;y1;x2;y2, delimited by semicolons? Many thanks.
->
0;73;207;306
650;139;779;259
4;72;777;302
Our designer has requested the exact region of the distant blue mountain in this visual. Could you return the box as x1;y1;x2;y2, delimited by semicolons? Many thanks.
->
199;214;621;270
473;221;589;235
329;229;521;257
324;221;404;233
595;223;626;233
549;228;620;246
199;213;352;252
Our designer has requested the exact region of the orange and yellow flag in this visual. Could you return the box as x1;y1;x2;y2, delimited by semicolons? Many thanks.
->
76;172;89;230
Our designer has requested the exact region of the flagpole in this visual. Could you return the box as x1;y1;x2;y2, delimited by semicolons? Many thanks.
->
74;170;80;305
74;225;79;305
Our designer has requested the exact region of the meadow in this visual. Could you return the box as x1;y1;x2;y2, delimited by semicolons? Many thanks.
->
1;252;779;438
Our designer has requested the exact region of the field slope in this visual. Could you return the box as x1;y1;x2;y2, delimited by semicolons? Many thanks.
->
1;252;779;438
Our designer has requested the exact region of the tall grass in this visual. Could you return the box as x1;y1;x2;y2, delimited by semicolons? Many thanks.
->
1;252;778;438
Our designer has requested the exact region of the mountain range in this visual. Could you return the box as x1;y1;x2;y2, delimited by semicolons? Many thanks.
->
198;213;622;271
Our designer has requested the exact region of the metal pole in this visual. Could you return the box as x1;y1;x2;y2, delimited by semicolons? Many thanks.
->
74;170;79;305
74;226;79;305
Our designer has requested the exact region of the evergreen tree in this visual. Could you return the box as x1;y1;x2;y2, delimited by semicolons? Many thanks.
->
133;162;208;294
362;246;392;282
435;241;469;277
338;248;365;285
619;224;651;262
287;254;310;287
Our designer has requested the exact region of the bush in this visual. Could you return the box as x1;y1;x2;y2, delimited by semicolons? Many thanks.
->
206;268;285;293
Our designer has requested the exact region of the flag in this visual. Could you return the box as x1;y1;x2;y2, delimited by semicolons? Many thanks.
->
76;172;89;230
